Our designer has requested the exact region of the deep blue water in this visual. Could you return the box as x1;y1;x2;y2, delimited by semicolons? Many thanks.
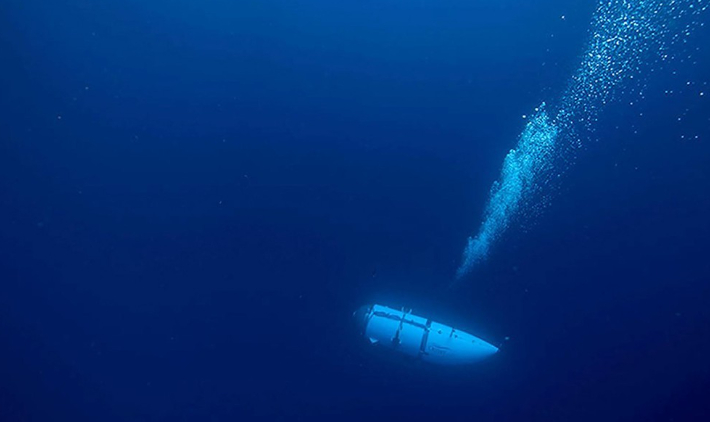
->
1;0;709;420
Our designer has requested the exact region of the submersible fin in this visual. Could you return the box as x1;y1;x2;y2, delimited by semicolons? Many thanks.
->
354;304;498;365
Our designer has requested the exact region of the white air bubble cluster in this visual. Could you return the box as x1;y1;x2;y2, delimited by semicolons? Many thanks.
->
456;105;557;280
455;0;708;281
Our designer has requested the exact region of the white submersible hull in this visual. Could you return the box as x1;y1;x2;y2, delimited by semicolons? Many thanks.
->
354;304;498;365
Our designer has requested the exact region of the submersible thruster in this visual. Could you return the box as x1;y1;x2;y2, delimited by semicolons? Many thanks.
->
354;304;498;365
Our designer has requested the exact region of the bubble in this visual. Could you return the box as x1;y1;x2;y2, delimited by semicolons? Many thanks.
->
456;0;708;281
457;105;557;279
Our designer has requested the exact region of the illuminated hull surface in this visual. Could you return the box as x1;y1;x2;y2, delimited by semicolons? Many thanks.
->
355;304;498;365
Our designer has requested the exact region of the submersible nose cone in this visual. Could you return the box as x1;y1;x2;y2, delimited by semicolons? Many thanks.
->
482;341;499;356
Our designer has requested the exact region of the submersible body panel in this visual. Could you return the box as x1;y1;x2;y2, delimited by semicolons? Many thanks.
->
354;304;498;365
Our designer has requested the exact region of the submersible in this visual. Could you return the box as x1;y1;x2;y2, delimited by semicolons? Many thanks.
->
354;304;498;365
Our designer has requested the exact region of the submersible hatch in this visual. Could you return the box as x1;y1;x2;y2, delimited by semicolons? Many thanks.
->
354;304;498;365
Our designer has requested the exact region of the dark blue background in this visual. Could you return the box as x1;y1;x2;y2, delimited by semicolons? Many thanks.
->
1;0;709;420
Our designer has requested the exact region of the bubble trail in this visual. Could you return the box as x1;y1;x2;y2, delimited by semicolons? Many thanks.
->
455;105;557;280
455;0;708;282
